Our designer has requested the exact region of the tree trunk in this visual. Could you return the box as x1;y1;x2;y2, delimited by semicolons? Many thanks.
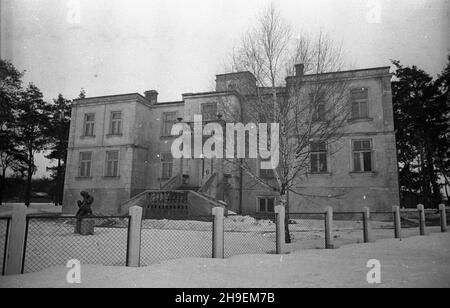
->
279;191;291;243
0;168;5;206
56;158;62;205
25;150;33;206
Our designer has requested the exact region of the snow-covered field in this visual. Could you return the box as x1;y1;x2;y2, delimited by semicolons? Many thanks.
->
1;232;449;288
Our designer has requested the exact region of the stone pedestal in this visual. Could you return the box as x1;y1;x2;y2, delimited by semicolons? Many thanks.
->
75;218;95;235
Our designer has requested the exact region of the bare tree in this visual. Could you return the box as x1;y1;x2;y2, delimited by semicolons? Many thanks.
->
221;4;351;242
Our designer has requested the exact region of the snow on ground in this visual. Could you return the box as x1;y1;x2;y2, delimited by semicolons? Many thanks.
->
0;203;62;216
1;232;450;288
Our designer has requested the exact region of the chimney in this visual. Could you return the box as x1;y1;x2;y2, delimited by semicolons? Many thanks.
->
295;64;304;77
144;90;158;104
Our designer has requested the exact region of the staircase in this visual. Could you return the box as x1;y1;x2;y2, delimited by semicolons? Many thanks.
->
119;173;226;219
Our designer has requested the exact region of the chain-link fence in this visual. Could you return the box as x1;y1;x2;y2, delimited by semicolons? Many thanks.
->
370;211;395;241
332;212;364;247
400;210;420;238
140;215;213;266
0;217;10;275
287;213;326;250
224;213;277;258
22;215;130;273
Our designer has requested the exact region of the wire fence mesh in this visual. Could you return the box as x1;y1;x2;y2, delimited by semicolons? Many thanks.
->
0;217;10;275
370;212;395;241
140;215;213;266
23;215;130;274
400;210;420;238
332;212;364;247
224;213;277;258
287;213;326;250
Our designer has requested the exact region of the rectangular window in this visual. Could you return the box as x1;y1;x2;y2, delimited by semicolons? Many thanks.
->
79;152;92;177
352;140;373;172
201;102;218;121
162;112;177;136
110;112;122;135
257;197;275;213
161;153;173;179
350;88;369;119
105;151;119;177
310;92;326;122
310;142;328;173
260;158;275;179
83;113;95;136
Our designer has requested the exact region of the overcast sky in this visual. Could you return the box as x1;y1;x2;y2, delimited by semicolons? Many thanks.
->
1;0;449;177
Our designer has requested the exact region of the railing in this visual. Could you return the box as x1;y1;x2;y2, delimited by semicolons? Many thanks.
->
145;191;189;219
0;217;11;276
161;173;183;190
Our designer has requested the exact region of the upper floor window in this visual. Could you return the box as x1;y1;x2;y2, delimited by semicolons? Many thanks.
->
83;113;95;137
310;142;328;173
79;152;92;177
110;112;122;135
161;153;173;180
201;102;218;121
350;88;369;119
352;140;373;172
105;150;119;177
162;112;177;136
257;197;275;213
260;158;275;179
310;92;326;122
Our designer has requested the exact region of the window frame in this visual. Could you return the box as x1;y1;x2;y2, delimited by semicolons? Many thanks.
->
201;102;218;121
105;150;120;177
310;92;326;122
350;87;369;120
83;113;95;137
256;196;276;213
161;111;178;137
351;139;374;173
79;151;93;178
109;111;123;136
310;141;328;174
160;152;174;180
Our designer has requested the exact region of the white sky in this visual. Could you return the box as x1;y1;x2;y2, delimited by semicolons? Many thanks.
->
1;0;449;177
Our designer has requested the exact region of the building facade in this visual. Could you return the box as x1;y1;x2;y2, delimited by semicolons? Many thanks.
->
63;65;399;215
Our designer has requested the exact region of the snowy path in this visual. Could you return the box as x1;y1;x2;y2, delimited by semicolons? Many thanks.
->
1;232;449;288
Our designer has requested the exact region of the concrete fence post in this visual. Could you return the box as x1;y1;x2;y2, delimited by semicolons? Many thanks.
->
362;207;372;243
393;206;402;239
4;204;27;275
439;204;447;233
212;207;224;258
275;205;285;254
127;206;142;267
417;204;426;236
325;207;334;249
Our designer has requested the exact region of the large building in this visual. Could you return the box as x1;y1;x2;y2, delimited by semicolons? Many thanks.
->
63;65;399;215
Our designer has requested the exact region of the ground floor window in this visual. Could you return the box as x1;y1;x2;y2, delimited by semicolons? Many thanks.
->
352;139;373;172
257;197;275;213
161;153;173;179
105;150;120;177
79;152;92;177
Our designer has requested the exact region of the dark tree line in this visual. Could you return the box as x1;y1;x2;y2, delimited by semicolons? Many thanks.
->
0;59;72;206
392;56;450;208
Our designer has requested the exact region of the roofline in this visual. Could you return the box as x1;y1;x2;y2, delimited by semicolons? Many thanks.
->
215;71;256;79
286;66;392;79
73;92;150;103
182;90;239;98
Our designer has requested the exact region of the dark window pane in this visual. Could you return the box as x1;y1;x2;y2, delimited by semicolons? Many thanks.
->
319;153;327;172
363;152;372;171
259;198;266;212
267;198;275;212
310;154;318;173
360;102;369;118
351;102;359;118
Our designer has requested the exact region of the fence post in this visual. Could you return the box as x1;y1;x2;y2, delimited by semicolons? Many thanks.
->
212;207;224;258
439;204;447;233
4;204;27;275
417;204;426;236
325;207;334;249
127;206;142;267
275;205;285;254
393;206;402;239
362;207;372;243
